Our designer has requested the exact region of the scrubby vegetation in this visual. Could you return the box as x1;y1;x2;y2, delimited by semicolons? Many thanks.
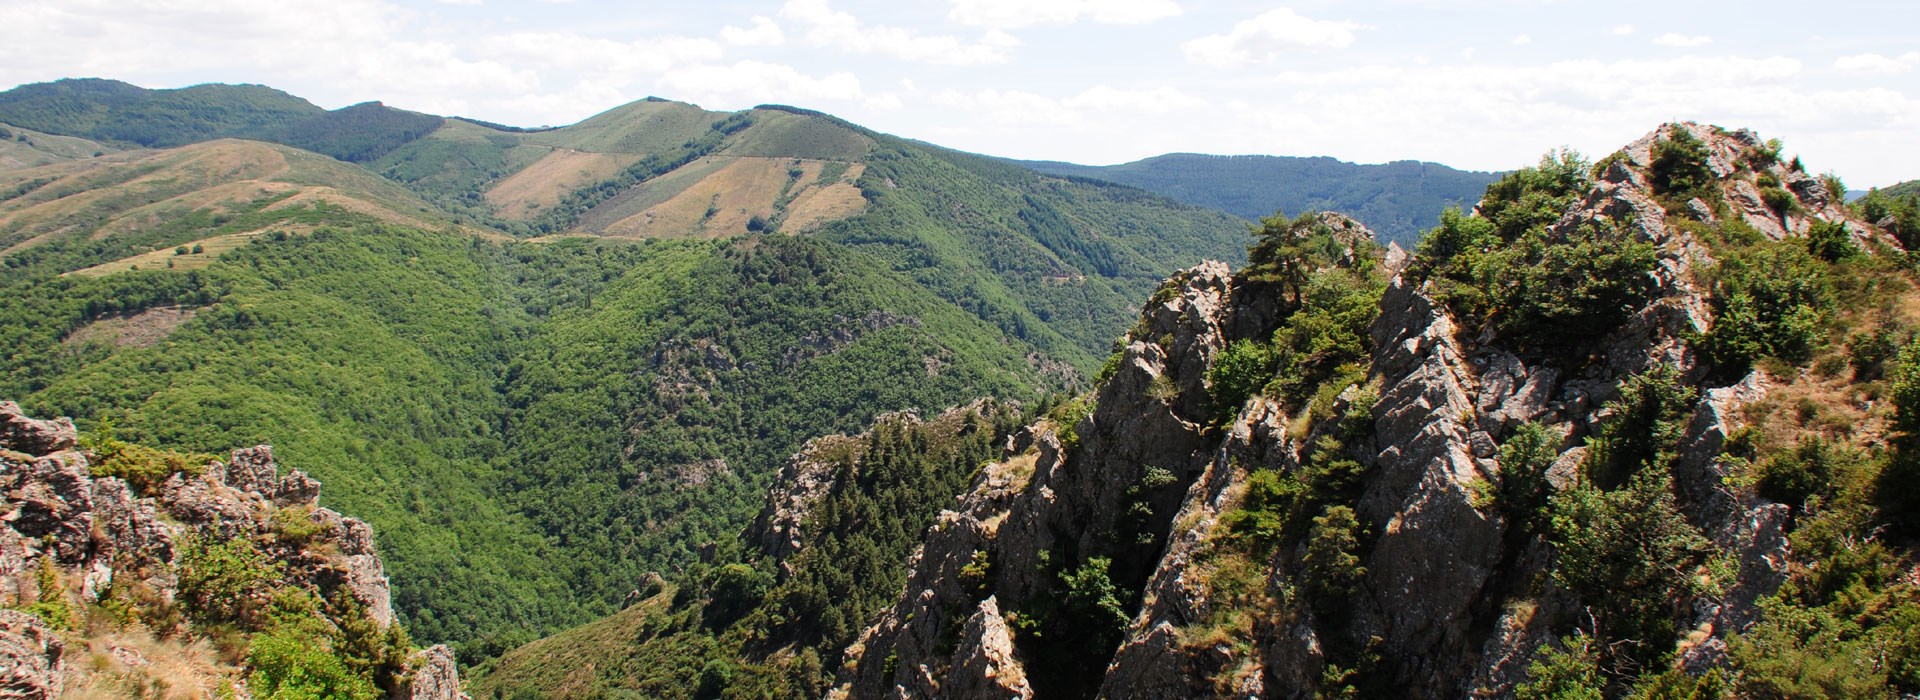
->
1416;151;1660;360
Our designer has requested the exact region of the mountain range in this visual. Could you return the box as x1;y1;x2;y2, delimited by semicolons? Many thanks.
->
1016;153;1498;246
4;76;1917;699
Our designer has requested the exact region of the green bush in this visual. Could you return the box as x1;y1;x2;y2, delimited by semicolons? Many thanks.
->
247;625;382;700
177;536;282;625
1207;338;1276;418
1804;220;1857;262
1418;161;1658;360
1649;129;1714;204
23;559;74;631
1516;634;1606;700
1300;505;1366;623
1584;365;1698;490
1498;422;1560;540
1550;468;1708;678
1490;225;1658;356
704;563;771;629
84;431;211;494
1478;150;1592;242
1755;438;1847;508
1696;241;1833;378
1882;342;1920;532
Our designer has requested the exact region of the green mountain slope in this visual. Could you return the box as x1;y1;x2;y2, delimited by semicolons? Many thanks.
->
0;78;323;148
0;82;1253;660
0;79;446;163
0;121;117;169
1018;153;1497;245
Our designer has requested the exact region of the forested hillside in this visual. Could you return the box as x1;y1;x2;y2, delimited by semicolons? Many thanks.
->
0;81;1256;660
0;78;446;163
1020;153;1497;245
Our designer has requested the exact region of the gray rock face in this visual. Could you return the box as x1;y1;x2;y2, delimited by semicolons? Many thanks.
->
0;610;62;699
407;645;470;700
0;402;75;456
0;404;422;689
753;433;861;562
946;598;1033;700
836;123;1888;698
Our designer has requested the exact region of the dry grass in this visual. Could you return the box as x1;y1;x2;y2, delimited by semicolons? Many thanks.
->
65;224;315;277
589;157;867;240
781;163;868;232
484;148;642;221
602;157;810;239
63;306;201;348
60;626;241;700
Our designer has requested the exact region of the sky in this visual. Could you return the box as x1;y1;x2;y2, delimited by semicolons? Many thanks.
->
1;0;1916;187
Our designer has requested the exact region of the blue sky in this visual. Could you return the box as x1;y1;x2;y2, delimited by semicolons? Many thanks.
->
2;0;1915;186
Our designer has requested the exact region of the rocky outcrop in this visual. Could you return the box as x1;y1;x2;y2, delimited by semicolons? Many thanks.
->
0;403;75;457
947;598;1033;700
838;125;1887;698
0;403;458;695
405;644;471;700
0;610;62;699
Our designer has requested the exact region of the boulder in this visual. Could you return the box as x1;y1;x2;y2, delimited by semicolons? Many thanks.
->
0;403;75;457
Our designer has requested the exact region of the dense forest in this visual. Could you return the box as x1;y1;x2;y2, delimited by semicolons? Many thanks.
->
1019;153;1497;246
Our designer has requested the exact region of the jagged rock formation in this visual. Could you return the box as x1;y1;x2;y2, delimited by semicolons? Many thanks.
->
836;124;1889;698
0;401;467;699
0;610;62;698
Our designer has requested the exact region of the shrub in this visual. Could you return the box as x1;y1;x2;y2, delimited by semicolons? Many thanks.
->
247;625;382;700
1498;422;1559;539
1756;438;1846;508
23;559;74;631
1516;634;1606;700
1207;339;1276;418
1882;342;1920;531
1478;150;1593;242
704;563;771;629
1649;129;1714;204
1804;220;1857;262
271;505;328;544
1763;187;1798;217
177;536;282;625
1696;242;1833;376
1846;322;1909;381
1300;505;1366;623
1490;225;1659;357
1585;365;1698;491
1550;469;1708;679
84;429;211;494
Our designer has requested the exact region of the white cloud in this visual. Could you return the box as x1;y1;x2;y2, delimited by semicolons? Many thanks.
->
929;84;1199;128
1182;8;1367;67
482;33;722;75
1833;52;1920;75
1652;33;1713;48
1511;34;1532;46
436;0;482;5
658;60;863;105
1063;85;1196;114
720;16;784;47
946;0;1181;29
779;0;1017;66
0;0;539;110
1611;24;1635;36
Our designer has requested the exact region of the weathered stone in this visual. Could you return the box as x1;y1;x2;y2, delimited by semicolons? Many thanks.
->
407;645;469;700
945;597;1032;700
274;470;323;507
0;610;62;699
214;445;279;495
